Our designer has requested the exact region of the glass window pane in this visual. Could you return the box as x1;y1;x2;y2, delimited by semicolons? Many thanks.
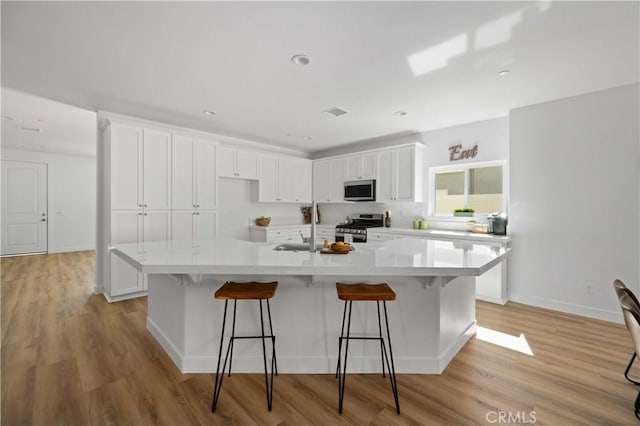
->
434;171;464;214
468;166;503;213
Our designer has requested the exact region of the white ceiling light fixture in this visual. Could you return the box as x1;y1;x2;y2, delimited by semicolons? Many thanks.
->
498;69;510;76
291;54;311;66
325;107;349;117
395;110;408;116
202;110;216;116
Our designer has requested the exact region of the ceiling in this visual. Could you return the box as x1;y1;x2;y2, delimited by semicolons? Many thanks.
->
1;1;638;155
1;88;97;157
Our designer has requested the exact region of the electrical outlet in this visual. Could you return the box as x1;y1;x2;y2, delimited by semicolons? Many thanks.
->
584;283;596;296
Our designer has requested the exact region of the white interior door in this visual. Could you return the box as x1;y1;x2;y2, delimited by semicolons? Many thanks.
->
1;160;48;255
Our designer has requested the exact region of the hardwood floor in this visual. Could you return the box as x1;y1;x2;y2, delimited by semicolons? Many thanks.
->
1;251;637;425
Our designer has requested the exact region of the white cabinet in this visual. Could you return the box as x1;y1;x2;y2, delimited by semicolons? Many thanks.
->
293;159;312;203
172;210;216;243
344;152;377;181
249;225;311;243
110;124;171;210
217;145;258;179
110;124;142;210
378;145;423;202
143;129;172;210
109;209;171;296
313;158;346;203
172;136;216;210
259;155;312;203
315;225;336;243
367;231;397;242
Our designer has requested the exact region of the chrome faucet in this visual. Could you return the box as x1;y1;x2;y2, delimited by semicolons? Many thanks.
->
309;200;317;252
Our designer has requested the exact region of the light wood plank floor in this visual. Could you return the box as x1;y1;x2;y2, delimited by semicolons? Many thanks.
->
2;251;638;425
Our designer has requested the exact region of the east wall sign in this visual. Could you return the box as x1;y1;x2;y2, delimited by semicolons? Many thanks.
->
449;144;478;161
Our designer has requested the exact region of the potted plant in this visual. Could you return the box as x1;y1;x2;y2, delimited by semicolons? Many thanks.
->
453;208;475;217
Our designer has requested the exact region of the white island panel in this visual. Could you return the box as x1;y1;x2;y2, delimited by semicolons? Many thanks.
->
113;238;509;374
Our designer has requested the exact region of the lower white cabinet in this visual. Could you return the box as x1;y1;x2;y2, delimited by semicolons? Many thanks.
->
250;225;310;243
172;210;216;243
109;209;171;298
250;224;335;243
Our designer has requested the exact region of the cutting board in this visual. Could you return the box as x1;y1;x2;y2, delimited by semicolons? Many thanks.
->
320;249;349;255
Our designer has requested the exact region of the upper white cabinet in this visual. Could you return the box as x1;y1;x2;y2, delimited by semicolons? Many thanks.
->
143;129;172;210
217;145;258;179
172;135;216;210
378;144;424;202
110;124;142;210
313;158;345;203
259;154;312;203
293;159;312;203
344;152;378;181
110;124;171;210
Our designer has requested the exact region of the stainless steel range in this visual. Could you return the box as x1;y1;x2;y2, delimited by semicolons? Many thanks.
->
335;213;384;243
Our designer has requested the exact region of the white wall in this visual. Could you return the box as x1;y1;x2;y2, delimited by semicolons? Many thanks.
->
509;83;639;323
216;178;308;240
1;149;96;253
318;117;509;230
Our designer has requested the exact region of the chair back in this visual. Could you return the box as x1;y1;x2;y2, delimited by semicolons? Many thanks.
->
620;294;640;355
614;279;640;308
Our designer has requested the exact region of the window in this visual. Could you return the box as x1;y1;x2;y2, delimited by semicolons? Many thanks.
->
430;161;507;216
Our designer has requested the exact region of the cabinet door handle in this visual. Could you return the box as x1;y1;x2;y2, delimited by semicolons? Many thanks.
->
138;213;142;216
41;219;46;222
42;213;46;216
144;213;148;216
144;204;148;207
138;204;142;207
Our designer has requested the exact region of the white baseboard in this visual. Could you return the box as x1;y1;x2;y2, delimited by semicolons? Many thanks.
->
146;317;473;375
509;292;623;324
476;294;507;305
48;245;95;254
103;291;148;303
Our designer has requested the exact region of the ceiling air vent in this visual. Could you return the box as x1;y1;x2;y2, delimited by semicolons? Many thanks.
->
325;107;349;117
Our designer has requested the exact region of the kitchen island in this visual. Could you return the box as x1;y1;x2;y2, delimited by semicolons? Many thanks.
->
111;237;509;374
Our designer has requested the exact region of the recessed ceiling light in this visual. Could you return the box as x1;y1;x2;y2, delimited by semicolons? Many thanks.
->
304;136;312;140
203;110;216;116
291;54;311;66
395;111;408;116
498;69;510;76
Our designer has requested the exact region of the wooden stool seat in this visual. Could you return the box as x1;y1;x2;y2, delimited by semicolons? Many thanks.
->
336;283;396;301
215;281;278;300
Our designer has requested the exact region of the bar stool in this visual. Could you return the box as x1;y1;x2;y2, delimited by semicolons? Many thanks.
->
335;282;400;415
211;281;278;413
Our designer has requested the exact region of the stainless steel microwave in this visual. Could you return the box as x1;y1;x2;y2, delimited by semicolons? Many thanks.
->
344;180;376;202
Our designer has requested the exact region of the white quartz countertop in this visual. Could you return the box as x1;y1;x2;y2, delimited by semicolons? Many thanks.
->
111;237;509;277
249;223;334;230
368;227;511;244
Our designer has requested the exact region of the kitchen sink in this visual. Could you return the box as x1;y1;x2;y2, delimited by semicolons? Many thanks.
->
273;243;324;252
